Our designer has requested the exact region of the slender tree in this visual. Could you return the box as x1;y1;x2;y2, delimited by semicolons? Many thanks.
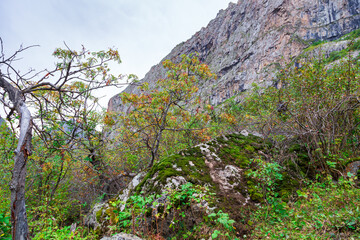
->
119;54;216;168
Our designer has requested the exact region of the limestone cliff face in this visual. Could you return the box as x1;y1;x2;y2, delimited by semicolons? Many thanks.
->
108;0;360;112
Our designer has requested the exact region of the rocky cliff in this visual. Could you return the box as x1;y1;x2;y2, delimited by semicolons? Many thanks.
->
108;0;360;112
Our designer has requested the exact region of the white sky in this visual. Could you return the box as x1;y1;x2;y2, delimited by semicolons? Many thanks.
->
0;0;235;109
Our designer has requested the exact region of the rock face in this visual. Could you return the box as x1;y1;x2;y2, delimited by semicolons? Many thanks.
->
108;0;360;112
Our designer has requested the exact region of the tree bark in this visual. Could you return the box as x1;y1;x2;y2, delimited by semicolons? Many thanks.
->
148;104;171;168
0;75;32;240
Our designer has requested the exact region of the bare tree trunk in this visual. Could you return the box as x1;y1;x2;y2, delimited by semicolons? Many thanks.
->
10;143;31;240
0;75;32;239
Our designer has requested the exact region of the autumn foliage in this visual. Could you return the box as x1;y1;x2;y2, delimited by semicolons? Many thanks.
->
116;54;216;168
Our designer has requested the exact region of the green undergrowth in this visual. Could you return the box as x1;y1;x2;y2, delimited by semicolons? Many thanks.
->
324;39;360;63
304;40;329;52
132;132;298;209
110;133;310;238
249;175;360;239
0;212;11;240
109;183;239;239
95;133;277;238
94;132;360;239
32;225;97;240
340;29;360;41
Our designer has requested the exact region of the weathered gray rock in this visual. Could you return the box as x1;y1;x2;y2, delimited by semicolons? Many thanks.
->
84;172;146;233
115;172;146;211
100;233;144;240
346;161;360;177
108;0;360;112
84;202;106;230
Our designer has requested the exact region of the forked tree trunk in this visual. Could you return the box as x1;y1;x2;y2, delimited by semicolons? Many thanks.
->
0;75;32;239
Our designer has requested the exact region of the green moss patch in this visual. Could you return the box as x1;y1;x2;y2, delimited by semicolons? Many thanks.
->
303;40;328;53
135;133;271;196
341;29;360;41
135;145;211;194
216;133;269;168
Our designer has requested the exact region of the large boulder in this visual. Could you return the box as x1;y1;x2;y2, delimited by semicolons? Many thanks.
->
89;132;287;238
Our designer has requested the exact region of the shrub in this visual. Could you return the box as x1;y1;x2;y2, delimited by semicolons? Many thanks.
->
0;212;11;240
343;29;360;40
349;40;360;51
243;53;360;173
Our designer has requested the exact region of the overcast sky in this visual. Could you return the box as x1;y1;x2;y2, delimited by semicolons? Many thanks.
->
0;0;235;108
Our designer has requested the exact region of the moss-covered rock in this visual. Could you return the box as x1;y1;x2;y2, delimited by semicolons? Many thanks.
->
89;131;311;238
140;132;271;236
134;132;272;199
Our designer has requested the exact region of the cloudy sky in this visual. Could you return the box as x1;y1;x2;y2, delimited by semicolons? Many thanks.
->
0;0;235;108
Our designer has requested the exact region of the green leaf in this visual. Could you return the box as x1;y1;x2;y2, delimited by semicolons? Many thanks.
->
212;230;221;239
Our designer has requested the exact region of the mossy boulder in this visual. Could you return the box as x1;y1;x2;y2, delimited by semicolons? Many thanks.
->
110;132;270;236
135;131;271;199
89;131;307;238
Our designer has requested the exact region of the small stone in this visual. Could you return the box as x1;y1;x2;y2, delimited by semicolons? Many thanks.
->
173;164;182;171
240;129;249;136
100;232;144;240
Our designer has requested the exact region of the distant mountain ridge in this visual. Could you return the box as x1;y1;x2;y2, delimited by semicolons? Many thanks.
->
108;0;360;113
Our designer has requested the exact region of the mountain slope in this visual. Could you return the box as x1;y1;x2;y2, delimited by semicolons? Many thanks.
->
108;0;360;112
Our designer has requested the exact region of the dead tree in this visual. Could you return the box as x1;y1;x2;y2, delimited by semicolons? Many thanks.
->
0;73;32;239
0;40;127;239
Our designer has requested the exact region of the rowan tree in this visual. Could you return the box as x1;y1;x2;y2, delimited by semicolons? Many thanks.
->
117;54;216;168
